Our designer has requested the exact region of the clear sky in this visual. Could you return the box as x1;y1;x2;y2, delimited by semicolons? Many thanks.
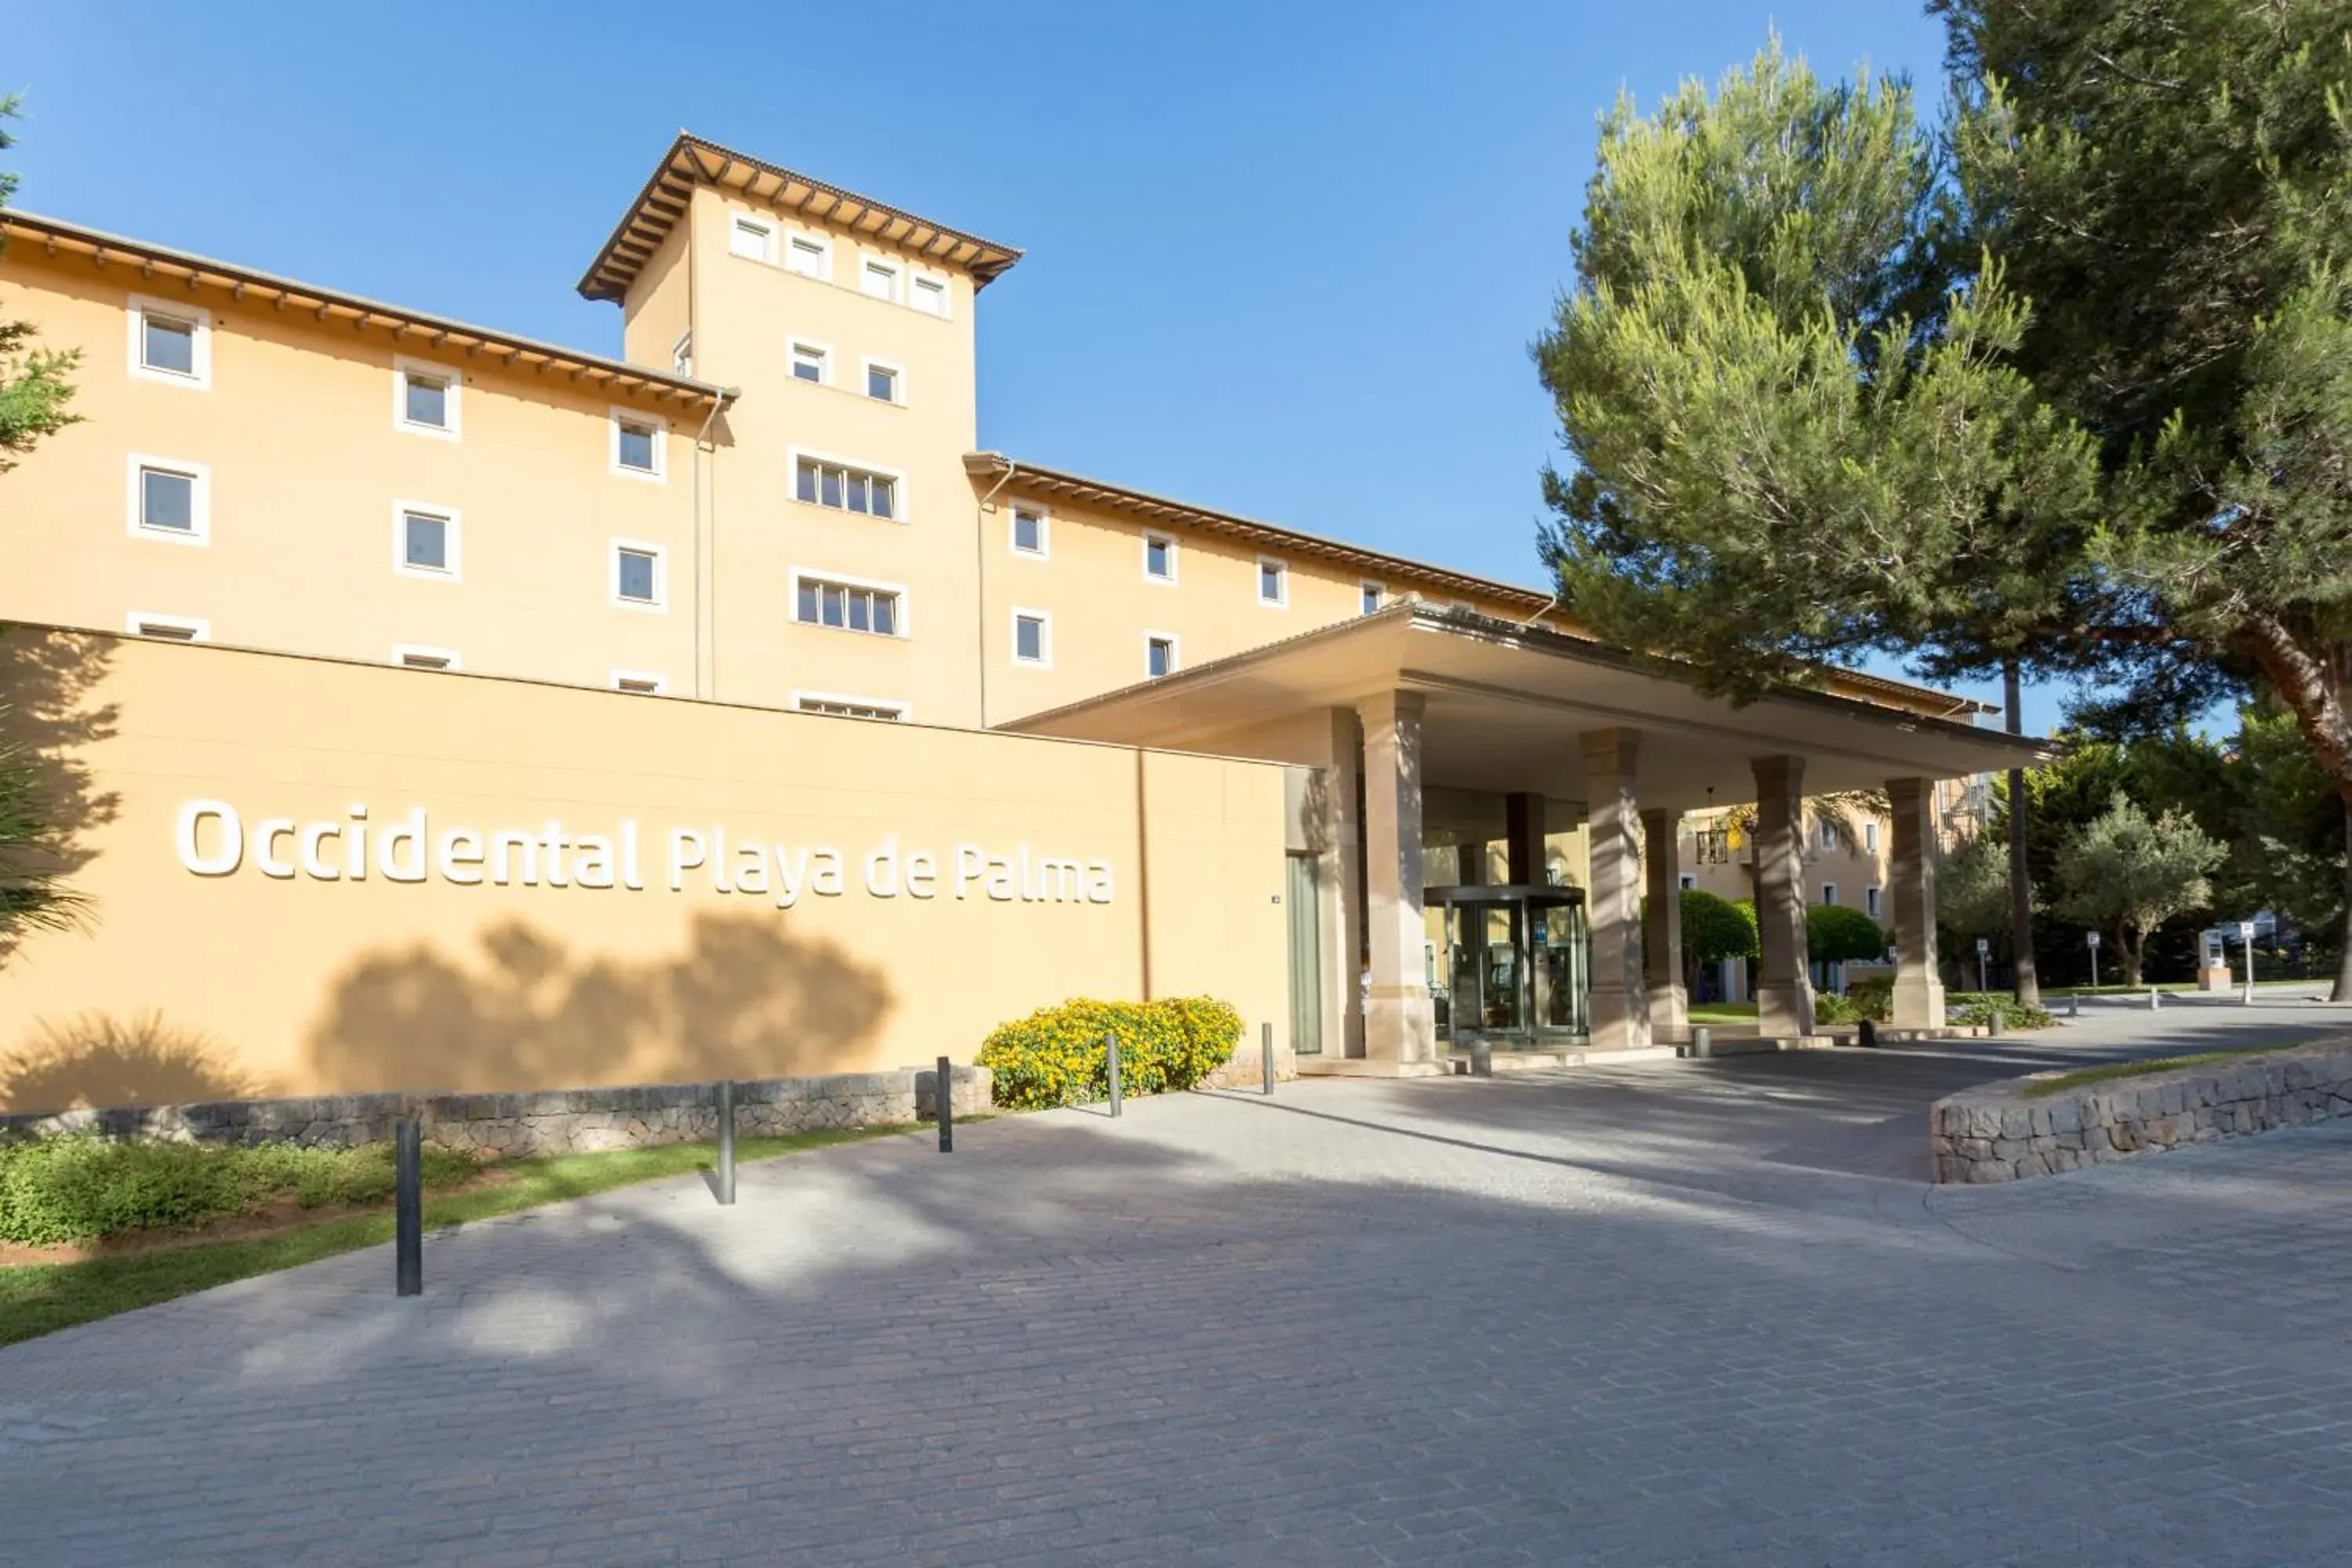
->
7;0;2068;731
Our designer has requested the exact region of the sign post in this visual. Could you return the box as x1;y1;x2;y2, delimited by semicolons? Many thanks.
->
2238;920;2257;1005
2086;930;2101;992
1975;935;1991;995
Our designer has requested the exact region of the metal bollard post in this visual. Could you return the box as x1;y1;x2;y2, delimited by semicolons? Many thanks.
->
1857;1018;1878;1049
2150;987;2161;1011
716;1079;736;1205
1105;1031;1123;1117
2069;993;2082;1018
1260;1022;1275;1096
1690;1025;1712;1059
394;1116;423;1298
937;1055;954;1153
1987;1007;2005;1037
1469;1039;1494;1077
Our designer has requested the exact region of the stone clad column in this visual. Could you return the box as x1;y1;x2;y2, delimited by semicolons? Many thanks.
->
1641;807;1687;1044
1582;729;1650;1051
1886;776;1947;1030
1505;792;1544;885
1356;691;1436;1066
1751;755;1816;1036
1318;706;1364;1059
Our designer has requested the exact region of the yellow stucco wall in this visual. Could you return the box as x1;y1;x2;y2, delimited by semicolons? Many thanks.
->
0;629;1289;1114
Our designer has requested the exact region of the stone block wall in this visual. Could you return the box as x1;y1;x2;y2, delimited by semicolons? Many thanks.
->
1930;1037;2352;1184
0;1065;994;1159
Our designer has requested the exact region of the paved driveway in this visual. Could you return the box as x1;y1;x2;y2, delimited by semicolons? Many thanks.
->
6;998;2352;1566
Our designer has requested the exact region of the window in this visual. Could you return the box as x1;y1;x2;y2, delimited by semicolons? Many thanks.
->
1817;818;1838;851
1360;581;1386;615
612;670;668;695
793;692;908;721
862;358;902;404
785;233;831;280
128;295;211;389
1145;633;1178;679
793;571;906;637
1143;531;1177;583
1679;872;1698;891
789;339;829;386
393;645;460;671
126;455;209;546
910;274;949;317
1011;609;1051;666
1258;557;1288;607
392;357;460;439
393;503;461;581
730;214;775;261
671;332;693;376
859;256;901;302
610;409;666;481
611;540;666;610
125;612;209;642
1866;885;1882;919
1820;883;1838;906
793;452;900;520
1863;821;1880;855
1010;505;1048;557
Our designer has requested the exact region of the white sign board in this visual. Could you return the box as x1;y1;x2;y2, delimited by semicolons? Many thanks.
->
2086;931;2100;949
1975;937;1990;956
2238;920;2256;942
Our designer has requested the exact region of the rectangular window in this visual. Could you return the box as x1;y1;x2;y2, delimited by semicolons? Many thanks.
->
671;332;693;376
1258;557;1288;607
1863;821;1880;855
393;357;460;439
610;410;665;481
793;572;905;637
128;295;211;389
1865;885;1882;919
730;215;775;261
1360;581;1385;615
394;503;460;580
793;454;899;521
910;274;948;316
789;340;829;385
612;670;668;695
394;645;459;671
1820;883;1838;906
1818;819;1837;851
793;693;908;721
860;256;901;301
1012;610;1050;666
125;612;209;642
612;541;665;610
1145;634;1178;679
863;359;901;403
128;455;209;546
1143;532;1176;583
785;234;830;279
1010;505;1047;557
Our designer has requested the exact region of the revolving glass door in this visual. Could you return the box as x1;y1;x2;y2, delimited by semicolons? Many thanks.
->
1427;884;1588;1047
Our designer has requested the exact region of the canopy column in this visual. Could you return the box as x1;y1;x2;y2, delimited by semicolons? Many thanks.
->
1641;807;1688;1044
1751;754;1816;1036
1582;729;1650;1051
1356;691;1436;1067
1886;776;1947;1030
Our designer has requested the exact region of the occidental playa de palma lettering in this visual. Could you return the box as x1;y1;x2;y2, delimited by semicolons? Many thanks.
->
174;801;1116;908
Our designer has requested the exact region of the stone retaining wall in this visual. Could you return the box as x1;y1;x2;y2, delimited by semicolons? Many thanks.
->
0;1065;993;1159
1930;1036;2352;1184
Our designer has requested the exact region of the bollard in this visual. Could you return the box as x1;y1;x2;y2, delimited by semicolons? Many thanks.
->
2069;993;2081;1018
1260;1022;1275;1096
394;1116;423;1298
1987;1007;2005;1037
1690;1025;1712;1059
716;1079;736;1205
1471;1038;1494;1077
2150;987;2161;1011
1857;1018;1878;1049
937;1054;954;1153
1104;1032;1123;1118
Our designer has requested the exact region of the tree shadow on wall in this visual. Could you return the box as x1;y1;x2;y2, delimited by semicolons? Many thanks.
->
0;628;121;962
0;1011;274;1115
303;912;898;1095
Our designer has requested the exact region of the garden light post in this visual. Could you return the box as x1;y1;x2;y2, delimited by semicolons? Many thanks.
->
1105;1033;1123;1118
937;1055;953;1152
716;1080;736;1205
394;1116;422;1298
1261;1022;1275;1096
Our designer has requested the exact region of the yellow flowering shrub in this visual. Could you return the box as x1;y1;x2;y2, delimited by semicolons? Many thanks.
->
977;996;1243;1109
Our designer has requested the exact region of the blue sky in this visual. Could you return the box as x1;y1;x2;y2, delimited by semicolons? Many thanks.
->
8;0;2069;731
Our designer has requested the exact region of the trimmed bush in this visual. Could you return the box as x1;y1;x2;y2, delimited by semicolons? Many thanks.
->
1946;991;2056;1032
0;1138;477;1246
1808;903;1893;965
977;996;1243;1110
1681;890;1759;965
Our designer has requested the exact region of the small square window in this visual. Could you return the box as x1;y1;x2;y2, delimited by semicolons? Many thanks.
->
865;362;899;402
790;341;828;384
1146;635;1177;679
611;411;665;481
911;274;948;316
731;216;774;261
1258;558;1287;606
1144;532;1176;583
861;257;899;301
1820;884;1838;906
613;543;663;608
142;468;194;533
1013;612;1048;666
1011;506;1047;557
129;295;210;389
398;507;457;576
394;358;461;440
1818;820;1838;851
1361;582;1385;615
143;316;195;376
405;375;447;428
786;234;829;279
1679;872;1697;891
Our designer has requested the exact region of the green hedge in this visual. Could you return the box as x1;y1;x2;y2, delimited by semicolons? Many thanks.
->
0;1137;476;1246
1806;979;2053;1031
976;996;1243;1110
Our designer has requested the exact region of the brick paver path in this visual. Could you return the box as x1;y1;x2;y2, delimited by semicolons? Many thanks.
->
7;998;2352;1566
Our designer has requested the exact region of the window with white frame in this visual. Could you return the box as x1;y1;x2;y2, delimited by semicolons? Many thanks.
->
789;339;829;385
612;670;668;695
610;409;665;481
127;455;209;545
392;357;460;439
611;540;666;610
394;645;460;671
1360;581;1385;615
1011;609;1051;666
793;572;905;637
125;612;209;642
859;255;901;302
1817;818;1838;851
1820;882;1838;906
127;295;211;390
671;332;693;376
1679;872;1698;891
785;232;832;280
1145;633;1178;679
394;503;460;580
862;358;902;404
730;214;775;262
793;692;908;721
1258;557;1288;607
1143;531;1177;583
910;273;949;317
1863;820;1880;855
793;453;898;520
1010;504;1047;557
1866;885;1882;919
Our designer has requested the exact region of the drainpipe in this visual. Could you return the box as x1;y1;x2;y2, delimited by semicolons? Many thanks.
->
974;456;1018;728
1512;593;1559;630
690;389;733;701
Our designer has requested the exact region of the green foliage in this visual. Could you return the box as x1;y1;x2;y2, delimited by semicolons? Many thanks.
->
0;1137;477;1245
1806;902;1890;965
1944;992;2055;1033
1679;889;1758;964
0;95;80;470
976;996;1243;1110
2053;792;2227;985
1936;828;2016;942
1811;989;1876;1025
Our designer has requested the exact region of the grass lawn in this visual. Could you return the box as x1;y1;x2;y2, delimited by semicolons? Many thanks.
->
0;1125;907;1349
2023;1046;2299;1098
1687;1002;1759;1022
2042;979;2322;996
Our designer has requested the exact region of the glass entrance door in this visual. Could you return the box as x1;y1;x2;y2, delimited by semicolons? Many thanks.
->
1428;884;1588;1047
